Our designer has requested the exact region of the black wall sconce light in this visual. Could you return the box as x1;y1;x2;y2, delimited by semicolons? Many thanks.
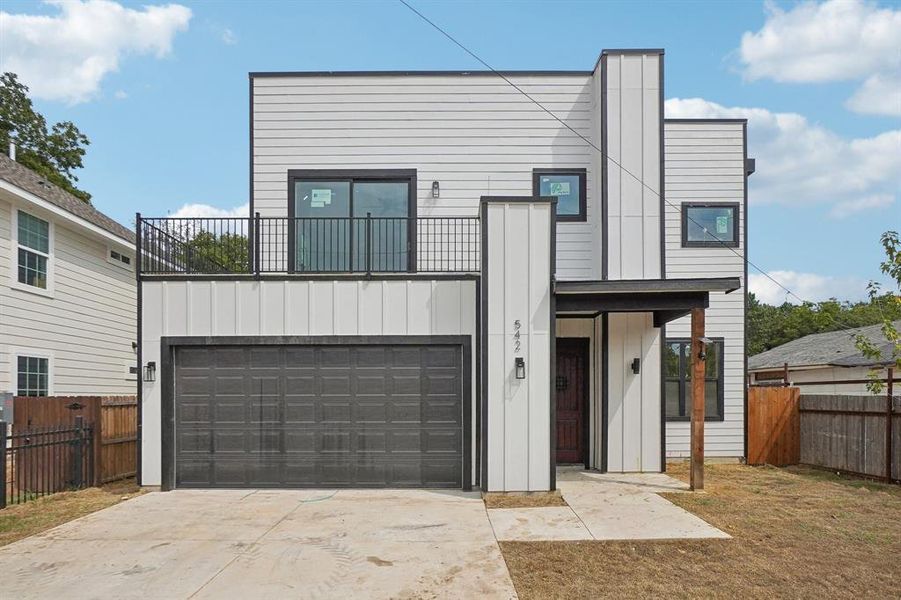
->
631;358;641;374
431;181;440;199
144;361;157;382
515;357;526;380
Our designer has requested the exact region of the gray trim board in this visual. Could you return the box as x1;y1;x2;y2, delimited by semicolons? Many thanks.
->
742;121;750;462
135;213;143;486
549;196;557;490
600;313;609;472
664;118;748;124
600;53;609;281
248;76;254;259
250;70;593;78
659;52;666;282
479;200;489;492
160;335;473;492
556;277;741;295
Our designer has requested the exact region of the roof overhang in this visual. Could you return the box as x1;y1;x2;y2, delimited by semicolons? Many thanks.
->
555;277;741;326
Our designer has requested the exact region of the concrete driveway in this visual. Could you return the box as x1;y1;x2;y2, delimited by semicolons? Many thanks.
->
0;489;516;600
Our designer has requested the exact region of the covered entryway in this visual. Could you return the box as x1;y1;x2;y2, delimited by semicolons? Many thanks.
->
168;339;467;489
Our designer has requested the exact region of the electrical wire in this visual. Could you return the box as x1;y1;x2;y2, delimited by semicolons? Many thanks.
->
398;0;877;337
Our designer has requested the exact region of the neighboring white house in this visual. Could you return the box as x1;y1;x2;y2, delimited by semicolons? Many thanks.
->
0;153;137;402
749;321;900;394
138;48;750;492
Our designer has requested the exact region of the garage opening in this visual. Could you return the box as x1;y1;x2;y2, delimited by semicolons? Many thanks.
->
170;341;466;489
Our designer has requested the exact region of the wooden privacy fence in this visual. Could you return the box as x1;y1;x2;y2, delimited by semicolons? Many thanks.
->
748;386;800;466
800;394;900;482
12;396;137;484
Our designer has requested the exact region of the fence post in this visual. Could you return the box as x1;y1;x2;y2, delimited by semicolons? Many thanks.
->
73;416;84;489
365;212;372;275
0;421;7;509
887;367;894;482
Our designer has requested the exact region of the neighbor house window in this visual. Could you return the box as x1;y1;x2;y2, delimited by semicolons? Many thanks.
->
533;169;587;222
664;339;724;421
17;210;50;289
682;203;739;247
288;170;415;273
17;356;49;397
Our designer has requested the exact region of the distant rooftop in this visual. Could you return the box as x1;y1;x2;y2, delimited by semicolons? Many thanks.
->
749;320;901;371
0;153;134;244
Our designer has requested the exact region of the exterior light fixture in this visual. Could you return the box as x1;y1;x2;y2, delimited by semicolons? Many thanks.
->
515;357;526;380
431;181;440;199
698;336;713;360
144;361;157;382
631;358;641;374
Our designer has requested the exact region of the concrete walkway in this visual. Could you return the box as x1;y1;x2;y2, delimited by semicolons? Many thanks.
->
488;470;730;541
0;489;516;600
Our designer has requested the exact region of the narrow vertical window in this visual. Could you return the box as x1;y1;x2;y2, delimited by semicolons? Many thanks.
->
17;211;50;289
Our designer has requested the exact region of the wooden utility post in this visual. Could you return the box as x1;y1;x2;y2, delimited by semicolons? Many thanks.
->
690;307;706;491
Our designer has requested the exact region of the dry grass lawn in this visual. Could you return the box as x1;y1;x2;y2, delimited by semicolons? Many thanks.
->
484;490;568;509
500;463;901;599
0;479;142;547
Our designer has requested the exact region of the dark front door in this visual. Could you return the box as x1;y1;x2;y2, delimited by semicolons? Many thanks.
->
556;338;589;465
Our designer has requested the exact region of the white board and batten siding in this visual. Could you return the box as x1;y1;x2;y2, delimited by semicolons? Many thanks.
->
0;193;137;397
140;279;477;487
604;52;662;280
664;120;746;458
251;74;599;281
484;201;552;491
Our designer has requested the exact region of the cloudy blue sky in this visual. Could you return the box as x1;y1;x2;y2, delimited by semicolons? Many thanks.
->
1;0;899;303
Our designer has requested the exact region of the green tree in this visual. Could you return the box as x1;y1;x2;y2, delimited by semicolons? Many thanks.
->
747;290;901;357
186;232;250;273
854;231;901;393
0;72;91;202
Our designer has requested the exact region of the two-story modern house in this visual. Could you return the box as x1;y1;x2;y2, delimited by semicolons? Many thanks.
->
0;152;137;405
137;49;751;492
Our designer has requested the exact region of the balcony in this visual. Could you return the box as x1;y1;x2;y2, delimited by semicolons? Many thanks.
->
137;216;481;276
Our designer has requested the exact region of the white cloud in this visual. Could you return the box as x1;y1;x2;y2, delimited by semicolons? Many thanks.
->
113;89;128;100
845;72;901;117
750;270;869;305
665;98;901;217
0;0;191;104
221;28;237;45
828;194;895;219
739;0;901;116
170;203;248;218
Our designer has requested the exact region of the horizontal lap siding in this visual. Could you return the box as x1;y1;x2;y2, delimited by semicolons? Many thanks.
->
0;195;137;396
252;75;599;280
663;122;746;458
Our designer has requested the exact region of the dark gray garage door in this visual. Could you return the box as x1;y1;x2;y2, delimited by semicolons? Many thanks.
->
174;344;463;488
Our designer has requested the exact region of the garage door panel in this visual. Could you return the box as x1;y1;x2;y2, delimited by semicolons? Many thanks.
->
175;343;463;488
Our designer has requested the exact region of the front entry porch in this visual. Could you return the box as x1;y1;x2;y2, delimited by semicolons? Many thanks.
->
553;277;742;488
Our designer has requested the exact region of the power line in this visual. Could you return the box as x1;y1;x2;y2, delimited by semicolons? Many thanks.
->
398;0;869;336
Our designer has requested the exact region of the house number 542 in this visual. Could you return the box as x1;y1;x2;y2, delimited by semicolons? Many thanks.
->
513;320;521;353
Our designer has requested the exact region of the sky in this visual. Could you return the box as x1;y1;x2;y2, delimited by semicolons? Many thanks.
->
1;0;899;304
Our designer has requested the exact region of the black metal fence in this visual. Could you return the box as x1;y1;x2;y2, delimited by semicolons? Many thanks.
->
1;417;94;508
138;215;481;276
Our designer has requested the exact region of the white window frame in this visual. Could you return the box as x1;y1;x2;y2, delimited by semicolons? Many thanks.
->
107;246;134;270
10;207;55;298
9;347;54;397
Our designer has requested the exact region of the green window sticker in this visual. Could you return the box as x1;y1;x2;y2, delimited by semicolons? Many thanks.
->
716;215;729;234
548;181;571;196
310;188;332;208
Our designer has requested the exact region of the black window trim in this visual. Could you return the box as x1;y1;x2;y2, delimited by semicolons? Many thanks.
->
286;169;418;273
664;336;725;422
532;168;587;222
681;202;740;248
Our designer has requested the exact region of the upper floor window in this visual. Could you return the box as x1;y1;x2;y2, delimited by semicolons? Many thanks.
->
288;169;415;273
682;203;739;247
16;210;51;289
664;338;724;421
17;355;49;397
533;169;587;222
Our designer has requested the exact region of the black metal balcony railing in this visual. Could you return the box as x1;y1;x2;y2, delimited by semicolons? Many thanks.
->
137;215;480;276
